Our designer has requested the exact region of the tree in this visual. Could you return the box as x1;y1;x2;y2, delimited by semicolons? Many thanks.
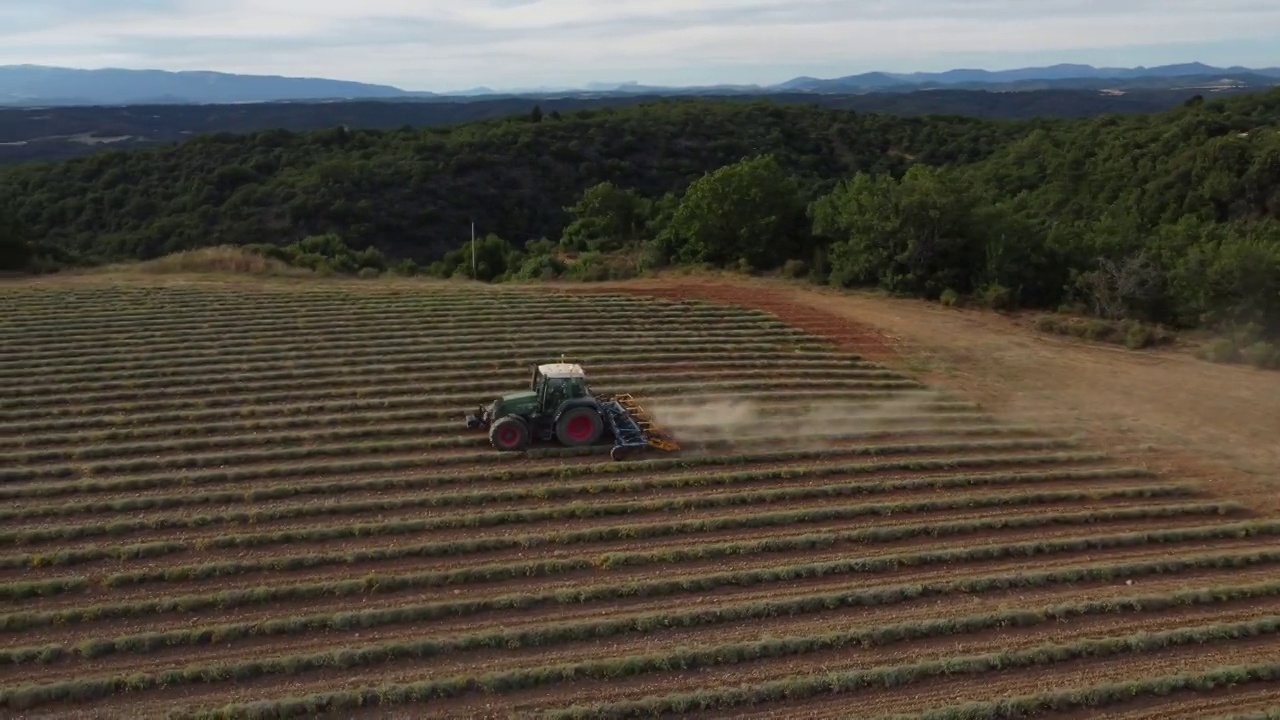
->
1076;251;1164;321
430;233;523;282
662;154;809;270
559;182;651;252
0;206;32;272
813;165;983;297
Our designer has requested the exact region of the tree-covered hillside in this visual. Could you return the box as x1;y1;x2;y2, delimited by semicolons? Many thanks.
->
3;89;1279;360
0;100;1028;262
0;87;1250;165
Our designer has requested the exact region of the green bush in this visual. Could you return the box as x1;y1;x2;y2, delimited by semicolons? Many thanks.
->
1241;341;1280;369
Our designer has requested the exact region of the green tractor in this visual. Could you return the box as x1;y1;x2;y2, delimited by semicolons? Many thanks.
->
464;361;680;460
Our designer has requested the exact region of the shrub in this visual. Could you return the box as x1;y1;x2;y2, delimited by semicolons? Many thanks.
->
1196;338;1240;363
782;259;808;279
980;283;1014;311
1241;341;1280;369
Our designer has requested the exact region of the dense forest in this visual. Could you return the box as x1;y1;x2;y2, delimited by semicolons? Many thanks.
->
0;99;1030;262
2;88;1280;364
0;87;1257;165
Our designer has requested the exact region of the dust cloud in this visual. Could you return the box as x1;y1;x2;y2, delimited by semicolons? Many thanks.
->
645;389;959;449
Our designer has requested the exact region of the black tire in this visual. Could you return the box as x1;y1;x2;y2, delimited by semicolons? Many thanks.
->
556;406;604;446
489;415;530;451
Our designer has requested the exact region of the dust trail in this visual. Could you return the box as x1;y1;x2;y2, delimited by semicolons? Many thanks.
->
645;389;960;450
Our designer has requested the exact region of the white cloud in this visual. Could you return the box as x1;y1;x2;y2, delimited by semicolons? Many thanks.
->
0;0;1277;91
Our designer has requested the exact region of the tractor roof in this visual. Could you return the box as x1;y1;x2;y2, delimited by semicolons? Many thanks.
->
538;362;585;378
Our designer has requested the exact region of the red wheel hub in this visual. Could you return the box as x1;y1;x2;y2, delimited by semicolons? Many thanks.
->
566;415;593;441
498;425;519;447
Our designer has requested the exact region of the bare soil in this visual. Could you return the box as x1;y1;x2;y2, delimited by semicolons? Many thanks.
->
557;275;1280;511
7;273;1280;718
118;618;1280;719
16;564;1280;688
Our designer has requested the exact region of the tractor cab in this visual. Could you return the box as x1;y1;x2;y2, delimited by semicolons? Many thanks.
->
530;362;591;413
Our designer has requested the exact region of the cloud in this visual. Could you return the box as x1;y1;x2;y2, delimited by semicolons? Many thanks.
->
0;0;1277;91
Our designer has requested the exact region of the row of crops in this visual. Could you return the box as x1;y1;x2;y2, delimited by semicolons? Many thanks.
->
2;281;1280;718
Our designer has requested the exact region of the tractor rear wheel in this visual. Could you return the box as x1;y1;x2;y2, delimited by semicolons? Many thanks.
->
489;415;530;451
556;406;604;446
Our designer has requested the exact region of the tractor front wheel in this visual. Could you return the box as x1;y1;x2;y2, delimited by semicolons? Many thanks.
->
489;416;530;451
556;407;604;447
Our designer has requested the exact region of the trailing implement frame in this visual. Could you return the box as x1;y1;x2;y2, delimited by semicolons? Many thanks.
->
596;392;681;461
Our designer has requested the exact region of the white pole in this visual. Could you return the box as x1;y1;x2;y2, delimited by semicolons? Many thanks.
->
470;221;476;279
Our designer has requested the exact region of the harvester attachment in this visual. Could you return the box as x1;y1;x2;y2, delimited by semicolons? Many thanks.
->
598;392;681;461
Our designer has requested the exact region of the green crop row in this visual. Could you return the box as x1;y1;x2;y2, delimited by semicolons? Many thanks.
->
15;593;1280;717
0;393;977;440
0;421;1031;469
0;314;795;360
0;517;1261;624
102;516;1277;598
3;302;754;340
2;474;1165;548
0;391;966;444
5;547;1271;669
0;486;1164;570
7;364;903;408
0;415;1004;484
876;679;1280;720
100;501;1239;589
0;293;722;333
1;370;919;415
0;283;538;306
0;307;784;349
0;288;722;318
3;355;883;400
0;459;1137;529
0;577;88;602
0;371;887;421
0;337;835;380
1;406;972;453
0;443;1091;503
0;356;870;407
0;284;614;306
539;625;1280;720
0;350;870;393
80;616;1280;718
0;345;855;389
0;434;1068;492
1;541;187;570
0;337;838;384
0;325;815;369
7;542;1280;634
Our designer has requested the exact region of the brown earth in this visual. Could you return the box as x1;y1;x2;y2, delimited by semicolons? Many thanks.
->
17;567;1280;688
114;617;1280;719
9;541;1271;653
7;271;1280;718
553;275;1280;512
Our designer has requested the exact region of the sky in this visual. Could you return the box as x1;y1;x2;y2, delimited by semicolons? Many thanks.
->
1;0;1278;92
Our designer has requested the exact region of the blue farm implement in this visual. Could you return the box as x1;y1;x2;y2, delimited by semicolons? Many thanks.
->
463;361;681;461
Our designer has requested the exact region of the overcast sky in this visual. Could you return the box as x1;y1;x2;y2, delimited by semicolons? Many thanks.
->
1;0;1278;92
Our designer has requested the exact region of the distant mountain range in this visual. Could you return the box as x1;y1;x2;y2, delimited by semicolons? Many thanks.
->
2;62;1279;106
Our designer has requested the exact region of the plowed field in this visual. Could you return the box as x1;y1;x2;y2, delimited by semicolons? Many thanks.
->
3;279;1280;719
